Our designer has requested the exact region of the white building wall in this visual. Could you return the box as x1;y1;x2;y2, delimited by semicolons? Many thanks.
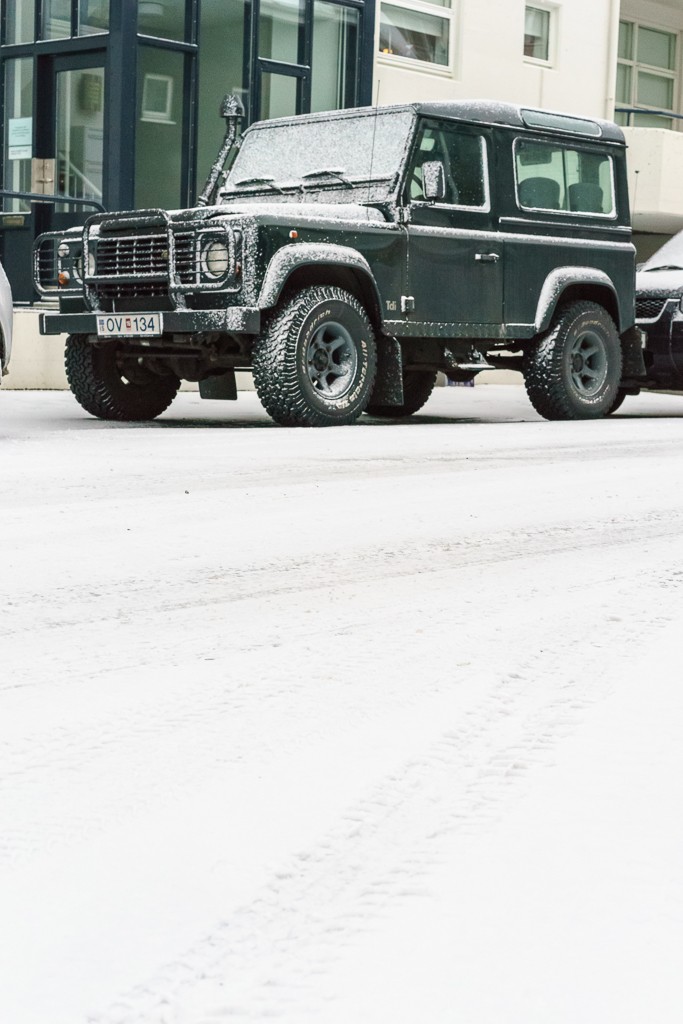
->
624;127;683;234
618;0;683;237
375;0;617;119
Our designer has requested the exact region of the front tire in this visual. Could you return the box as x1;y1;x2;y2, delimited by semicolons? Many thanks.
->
605;388;627;415
65;334;180;421
253;286;377;427
365;370;438;418
523;301;622;420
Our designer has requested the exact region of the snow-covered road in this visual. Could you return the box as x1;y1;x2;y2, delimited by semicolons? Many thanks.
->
2;386;683;1024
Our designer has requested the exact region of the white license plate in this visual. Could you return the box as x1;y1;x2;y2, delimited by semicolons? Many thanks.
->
96;313;163;338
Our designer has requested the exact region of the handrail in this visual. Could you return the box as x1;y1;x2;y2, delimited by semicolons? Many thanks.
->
615;106;683;126
0;189;105;212
58;149;103;199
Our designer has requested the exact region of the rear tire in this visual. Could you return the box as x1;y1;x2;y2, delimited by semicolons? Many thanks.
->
523;301;622;420
365;370;438;418
65;334;180;421
253;286;377;427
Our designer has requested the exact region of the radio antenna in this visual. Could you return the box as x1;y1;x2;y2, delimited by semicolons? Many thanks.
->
366;80;381;215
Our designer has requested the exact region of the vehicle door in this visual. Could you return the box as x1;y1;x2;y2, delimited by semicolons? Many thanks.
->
405;119;502;327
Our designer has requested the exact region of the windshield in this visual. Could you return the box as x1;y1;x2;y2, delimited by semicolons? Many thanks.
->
642;229;683;271
223;108;415;197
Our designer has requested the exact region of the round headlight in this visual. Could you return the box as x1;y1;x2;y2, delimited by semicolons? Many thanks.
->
201;238;230;279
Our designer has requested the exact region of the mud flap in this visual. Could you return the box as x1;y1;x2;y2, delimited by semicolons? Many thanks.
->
370;338;404;407
620;326;647;380
199;369;238;400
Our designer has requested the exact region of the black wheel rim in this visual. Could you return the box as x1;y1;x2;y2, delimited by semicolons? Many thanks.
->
568;330;608;397
306;320;358;400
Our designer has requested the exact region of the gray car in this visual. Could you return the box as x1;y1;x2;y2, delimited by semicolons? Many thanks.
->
0;259;12;377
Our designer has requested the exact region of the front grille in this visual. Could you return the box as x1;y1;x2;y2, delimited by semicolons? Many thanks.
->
95;231;195;284
636;296;667;321
98;281;169;301
34;233;65;293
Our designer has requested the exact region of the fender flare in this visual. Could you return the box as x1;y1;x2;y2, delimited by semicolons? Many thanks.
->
535;267;622;334
258;242;382;314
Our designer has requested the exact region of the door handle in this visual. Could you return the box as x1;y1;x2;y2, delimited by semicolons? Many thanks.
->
475;252;500;263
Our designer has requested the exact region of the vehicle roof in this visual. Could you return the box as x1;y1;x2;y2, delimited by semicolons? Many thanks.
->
413;101;624;142
247;101;625;145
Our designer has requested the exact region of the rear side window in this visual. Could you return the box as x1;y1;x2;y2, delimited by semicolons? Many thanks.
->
515;139;615;216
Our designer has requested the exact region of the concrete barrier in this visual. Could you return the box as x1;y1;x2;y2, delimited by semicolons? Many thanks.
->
4;310;69;389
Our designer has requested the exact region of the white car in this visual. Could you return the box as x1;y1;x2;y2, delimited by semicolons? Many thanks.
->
0;259;12;377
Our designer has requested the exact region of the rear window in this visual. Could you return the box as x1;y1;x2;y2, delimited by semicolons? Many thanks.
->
515;139;615;217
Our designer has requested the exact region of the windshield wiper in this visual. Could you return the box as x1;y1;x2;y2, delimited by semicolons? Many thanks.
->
231;175;284;194
644;264;683;272
301;168;353;188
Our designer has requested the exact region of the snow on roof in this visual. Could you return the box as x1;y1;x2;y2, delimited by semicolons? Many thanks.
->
246;101;625;145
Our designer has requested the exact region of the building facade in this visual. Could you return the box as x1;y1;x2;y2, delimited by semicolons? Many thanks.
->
0;0;376;301
1;0;682;304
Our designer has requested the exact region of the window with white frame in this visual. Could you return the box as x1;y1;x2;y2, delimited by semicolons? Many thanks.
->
141;74;175;124
524;5;552;63
378;0;454;70
616;20;679;130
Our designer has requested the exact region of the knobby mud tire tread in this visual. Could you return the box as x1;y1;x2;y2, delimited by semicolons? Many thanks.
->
65;334;180;421
523;300;622;421
252;286;377;428
605;388;627;416
365;370;438;418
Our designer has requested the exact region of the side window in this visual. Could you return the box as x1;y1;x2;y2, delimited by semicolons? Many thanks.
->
408;123;488;208
515;140;615;216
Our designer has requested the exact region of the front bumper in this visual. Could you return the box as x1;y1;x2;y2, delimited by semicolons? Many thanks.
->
636;297;683;350
39;306;261;337
635;295;683;384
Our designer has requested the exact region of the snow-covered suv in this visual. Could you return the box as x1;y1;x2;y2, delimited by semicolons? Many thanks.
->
34;99;643;425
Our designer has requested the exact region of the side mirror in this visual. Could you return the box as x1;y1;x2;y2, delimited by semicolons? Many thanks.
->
422;161;446;202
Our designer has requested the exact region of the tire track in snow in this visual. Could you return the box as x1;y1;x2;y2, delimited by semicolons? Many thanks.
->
1;530;681;870
1;503;682;681
87;579;683;1024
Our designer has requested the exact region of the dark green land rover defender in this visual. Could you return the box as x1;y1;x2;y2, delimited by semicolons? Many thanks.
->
34;99;644;426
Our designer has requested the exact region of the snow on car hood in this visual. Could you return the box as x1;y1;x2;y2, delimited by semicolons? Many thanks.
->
640;228;683;274
636;266;683;296
214;200;387;224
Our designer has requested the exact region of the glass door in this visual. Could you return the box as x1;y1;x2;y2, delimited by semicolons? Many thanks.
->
252;0;363;123
31;50;106;247
255;0;307;120
1;51;106;301
53;56;105;215
311;1;360;112
1;57;35;302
